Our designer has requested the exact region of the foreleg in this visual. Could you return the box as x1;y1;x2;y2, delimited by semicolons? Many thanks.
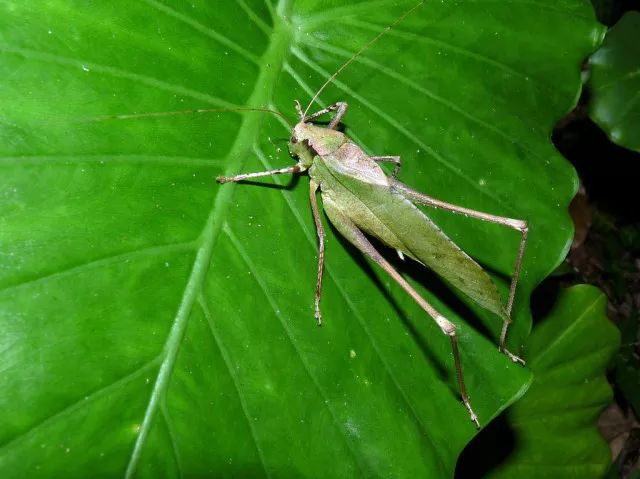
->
216;165;301;183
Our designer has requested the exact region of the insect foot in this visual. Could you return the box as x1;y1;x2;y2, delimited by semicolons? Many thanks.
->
215;175;234;183
464;399;480;428
500;346;526;366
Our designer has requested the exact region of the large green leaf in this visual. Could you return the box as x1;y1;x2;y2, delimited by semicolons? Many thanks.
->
484;285;620;478
589;11;640;152
0;1;601;477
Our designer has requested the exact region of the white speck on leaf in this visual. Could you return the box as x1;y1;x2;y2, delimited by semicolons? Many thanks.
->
344;419;360;438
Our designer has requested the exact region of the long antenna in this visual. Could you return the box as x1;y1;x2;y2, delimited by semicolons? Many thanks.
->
82;107;292;128
303;1;425;117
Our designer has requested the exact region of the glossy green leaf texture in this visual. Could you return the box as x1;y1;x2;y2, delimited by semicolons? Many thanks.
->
486;285;620;479
589;11;640;152
614;315;640;419
0;1;602;477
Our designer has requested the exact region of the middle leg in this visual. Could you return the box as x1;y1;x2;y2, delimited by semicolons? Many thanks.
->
323;199;480;426
371;155;402;178
309;180;326;325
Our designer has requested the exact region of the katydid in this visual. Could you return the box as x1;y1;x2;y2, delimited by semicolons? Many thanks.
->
216;2;529;426
93;1;528;427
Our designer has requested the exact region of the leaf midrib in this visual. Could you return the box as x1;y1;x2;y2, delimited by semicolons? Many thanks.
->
123;9;294;477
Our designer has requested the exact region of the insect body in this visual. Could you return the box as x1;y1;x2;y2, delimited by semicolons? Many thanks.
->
215;1;531;427
97;1;529;427
217;99;529;426
60;0;536;449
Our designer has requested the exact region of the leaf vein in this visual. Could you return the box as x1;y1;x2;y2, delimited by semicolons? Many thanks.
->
235;0;272;35
222;223;367;475
124;232;224;478
302;38;545;156
593;67;640;91
342;19;547;90
0;43;235;110
0;154;227;167
124;11;295;475
282;63;374;153
0;241;196;295
253;146;445;467
531;296;605;366
160;404;184;477
0;358;160;453
142;0;259;64
302;0;403;29
291;47;517;214
198;296;272;479
462;0;592;19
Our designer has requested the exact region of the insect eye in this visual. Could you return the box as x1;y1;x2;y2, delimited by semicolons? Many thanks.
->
290;136;298;144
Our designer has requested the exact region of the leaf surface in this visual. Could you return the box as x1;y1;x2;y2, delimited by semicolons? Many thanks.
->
0;1;601;477
483;285;620;479
589;11;640;152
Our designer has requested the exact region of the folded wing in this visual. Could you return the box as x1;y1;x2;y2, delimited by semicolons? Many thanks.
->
314;149;508;321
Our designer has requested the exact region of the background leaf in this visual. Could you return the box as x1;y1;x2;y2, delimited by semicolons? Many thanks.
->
0;1;601;477
589;11;640;152
614;315;640;420
480;285;620;479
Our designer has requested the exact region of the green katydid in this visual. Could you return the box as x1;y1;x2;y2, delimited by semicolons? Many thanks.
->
90;1;528;426
215;1;529;426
